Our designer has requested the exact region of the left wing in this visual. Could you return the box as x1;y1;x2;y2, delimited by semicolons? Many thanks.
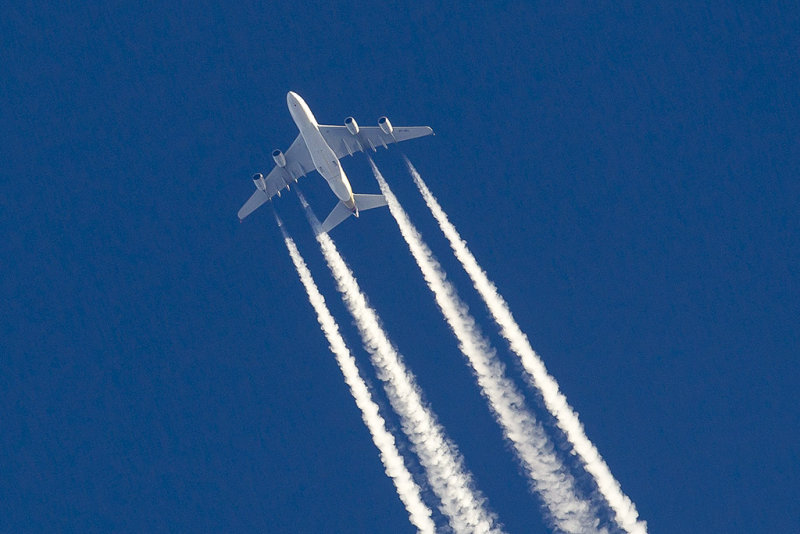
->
237;134;315;220
318;124;433;160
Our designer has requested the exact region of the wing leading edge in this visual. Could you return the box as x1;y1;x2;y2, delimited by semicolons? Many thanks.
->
318;125;433;160
237;133;314;220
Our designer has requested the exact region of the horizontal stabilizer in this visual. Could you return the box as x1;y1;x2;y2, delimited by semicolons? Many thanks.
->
320;201;354;234
354;194;387;212
319;194;388;234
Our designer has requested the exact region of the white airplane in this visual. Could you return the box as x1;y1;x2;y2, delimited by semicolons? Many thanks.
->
238;91;433;233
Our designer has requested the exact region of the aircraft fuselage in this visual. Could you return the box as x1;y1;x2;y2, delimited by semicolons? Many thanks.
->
287;92;357;213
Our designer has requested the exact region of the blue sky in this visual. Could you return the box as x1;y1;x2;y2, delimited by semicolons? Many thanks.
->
2;2;798;532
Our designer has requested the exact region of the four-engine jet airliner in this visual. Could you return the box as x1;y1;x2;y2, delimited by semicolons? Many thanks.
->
238;91;433;233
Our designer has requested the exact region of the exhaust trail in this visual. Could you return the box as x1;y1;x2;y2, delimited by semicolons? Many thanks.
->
369;158;605;534
274;213;435;534
403;156;648;534
296;191;502;534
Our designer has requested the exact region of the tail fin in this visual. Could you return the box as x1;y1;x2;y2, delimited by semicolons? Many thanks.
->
319;194;388;234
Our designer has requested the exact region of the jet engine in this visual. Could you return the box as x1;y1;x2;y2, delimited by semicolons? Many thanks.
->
378;116;393;135
252;172;266;191
272;149;286;167
345;116;359;135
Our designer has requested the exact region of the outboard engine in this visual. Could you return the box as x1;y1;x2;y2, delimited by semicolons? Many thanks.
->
345;116;359;135
252;172;266;191
378;116;393;135
272;149;286;167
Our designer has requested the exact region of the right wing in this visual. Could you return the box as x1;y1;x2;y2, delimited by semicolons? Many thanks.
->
237;134;315;220
318;125;433;160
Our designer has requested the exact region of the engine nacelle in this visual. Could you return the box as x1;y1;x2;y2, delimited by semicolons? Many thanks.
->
378;116;393;135
252;172;266;191
272;149;286;167
345;116;359;135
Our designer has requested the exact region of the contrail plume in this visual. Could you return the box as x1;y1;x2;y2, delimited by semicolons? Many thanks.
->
403;156;648;534
369;158;605;534
295;191;502;534
274;213;435;534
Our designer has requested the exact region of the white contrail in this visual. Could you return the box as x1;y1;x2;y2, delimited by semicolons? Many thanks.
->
296;192;502;534
369;158;605;534
403;156;648;534
275;214;435;534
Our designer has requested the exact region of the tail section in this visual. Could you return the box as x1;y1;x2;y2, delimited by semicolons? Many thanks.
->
354;193;388;212
320;201;354;234
319;194;387;234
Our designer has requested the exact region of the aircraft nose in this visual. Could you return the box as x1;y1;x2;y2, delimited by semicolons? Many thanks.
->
287;91;299;106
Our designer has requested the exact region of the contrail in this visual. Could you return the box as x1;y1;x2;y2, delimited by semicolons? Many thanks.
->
296;191;502;534
369;158;605;534
403;156;648;534
274;213;435;534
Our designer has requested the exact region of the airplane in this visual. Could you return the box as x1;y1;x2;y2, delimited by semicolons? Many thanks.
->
237;91;433;233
